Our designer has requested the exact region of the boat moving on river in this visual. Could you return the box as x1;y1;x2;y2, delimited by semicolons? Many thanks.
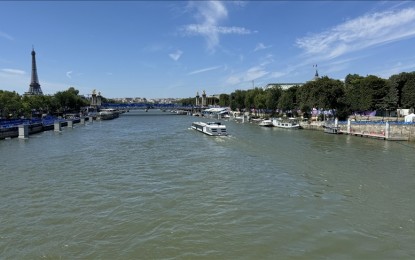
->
191;122;228;136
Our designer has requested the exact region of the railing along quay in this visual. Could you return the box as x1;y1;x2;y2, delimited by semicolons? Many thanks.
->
320;119;414;141
1;116;92;140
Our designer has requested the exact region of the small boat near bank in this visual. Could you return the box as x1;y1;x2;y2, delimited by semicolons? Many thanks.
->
324;125;341;134
258;119;274;127
272;118;301;129
191;122;228;136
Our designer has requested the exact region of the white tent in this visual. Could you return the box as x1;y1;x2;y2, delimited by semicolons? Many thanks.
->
404;113;415;122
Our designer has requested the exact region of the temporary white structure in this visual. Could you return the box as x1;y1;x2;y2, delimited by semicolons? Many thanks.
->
404;113;415;122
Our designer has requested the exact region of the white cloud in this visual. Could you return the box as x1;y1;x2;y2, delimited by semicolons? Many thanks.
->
269;71;287;79
231;1;248;8
0;69;28;94
0;31;13;41
296;7;415;60
254;43;271;52
225;75;240;85
374;58;415;79
225;65;269;86
1;68;25;75
182;1;252;51
169;50;183;61
246;66;269;81
66;71;73;79
188;65;221;75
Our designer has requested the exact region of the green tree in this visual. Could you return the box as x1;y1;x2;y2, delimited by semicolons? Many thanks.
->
377;78;398;116
345;74;388;112
254;92;267;110
344;74;365;112
278;86;299;113
0;90;23;118
387;72;415;108
218;94;230;107
230;89;246;111
362;75;388;111
177;97;195;106
54;87;88;113
244;89;256;110
399;72;415;109
265;86;282;111
21;94;55;117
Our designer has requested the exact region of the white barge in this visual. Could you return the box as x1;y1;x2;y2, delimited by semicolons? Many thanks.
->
99;108;120;120
191;122;228;136
272;118;301;129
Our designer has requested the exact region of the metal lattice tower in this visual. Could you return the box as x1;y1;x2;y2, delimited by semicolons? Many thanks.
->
27;48;43;95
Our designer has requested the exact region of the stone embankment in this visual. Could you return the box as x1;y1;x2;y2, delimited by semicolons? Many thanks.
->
301;118;415;141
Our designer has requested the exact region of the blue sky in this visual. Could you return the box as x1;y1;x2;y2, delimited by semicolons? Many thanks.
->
1;1;415;99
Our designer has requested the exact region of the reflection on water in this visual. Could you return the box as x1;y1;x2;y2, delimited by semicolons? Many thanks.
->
1;110;415;259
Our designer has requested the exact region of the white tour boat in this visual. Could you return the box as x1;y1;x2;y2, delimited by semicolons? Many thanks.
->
272;118;301;129
191;122;228;136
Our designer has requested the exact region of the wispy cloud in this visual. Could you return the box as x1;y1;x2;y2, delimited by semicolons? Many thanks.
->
1;68;25;75
374;58;415;79
269;71;287;79
181;1;253;51
188;65;221;75
66;71;73;79
225;65;269;86
0;69;30;94
169;50;183;61
0;31;14;41
246;66;269;81
296;7;415;60
254;43;272;52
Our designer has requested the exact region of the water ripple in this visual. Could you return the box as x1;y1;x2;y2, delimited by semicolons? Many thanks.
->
1;111;415;258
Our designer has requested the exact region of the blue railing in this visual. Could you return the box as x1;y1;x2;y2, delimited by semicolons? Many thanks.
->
1;119;31;129
332;120;415;125
0;116;66;129
100;103;187;109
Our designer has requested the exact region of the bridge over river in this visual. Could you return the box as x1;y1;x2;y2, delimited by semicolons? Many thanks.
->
101;103;204;112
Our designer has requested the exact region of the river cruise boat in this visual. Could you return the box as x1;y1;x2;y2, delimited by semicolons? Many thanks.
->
272;118;301;129
98;108;120;120
191;122;228;136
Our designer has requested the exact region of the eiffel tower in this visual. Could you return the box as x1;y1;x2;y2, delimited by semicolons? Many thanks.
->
26;47;43;95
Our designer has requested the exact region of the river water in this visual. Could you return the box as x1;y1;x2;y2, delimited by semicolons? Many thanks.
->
1;109;415;259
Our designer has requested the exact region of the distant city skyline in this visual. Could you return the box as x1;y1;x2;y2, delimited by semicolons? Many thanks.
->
1;1;415;99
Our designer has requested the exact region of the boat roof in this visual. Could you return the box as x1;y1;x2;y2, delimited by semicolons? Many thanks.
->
193;121;222;125
203;107;229;113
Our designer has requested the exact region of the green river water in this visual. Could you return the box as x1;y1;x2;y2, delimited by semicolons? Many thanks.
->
1;109;415;259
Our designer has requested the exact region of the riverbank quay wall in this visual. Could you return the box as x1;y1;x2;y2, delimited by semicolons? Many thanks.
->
341;121;414;141
301;120;415;141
